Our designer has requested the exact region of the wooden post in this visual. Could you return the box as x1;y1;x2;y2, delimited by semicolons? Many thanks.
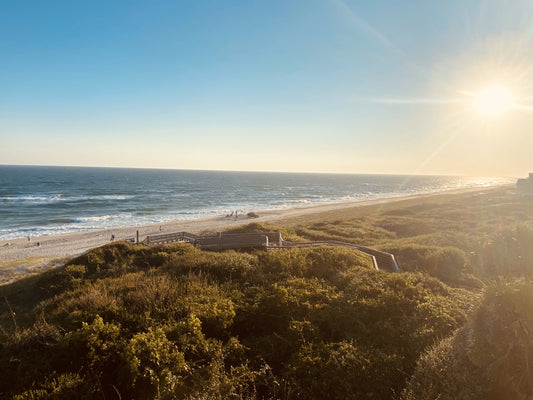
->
136;230;139;244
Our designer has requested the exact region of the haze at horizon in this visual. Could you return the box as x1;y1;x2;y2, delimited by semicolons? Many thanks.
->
1;0;532;177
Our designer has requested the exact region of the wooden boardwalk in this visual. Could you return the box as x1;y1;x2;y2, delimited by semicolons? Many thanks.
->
144;231;400;273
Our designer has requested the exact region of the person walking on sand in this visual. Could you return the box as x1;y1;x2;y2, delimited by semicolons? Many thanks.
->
111;234;115;241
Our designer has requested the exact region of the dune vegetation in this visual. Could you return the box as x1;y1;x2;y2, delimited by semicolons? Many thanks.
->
1;186;533;399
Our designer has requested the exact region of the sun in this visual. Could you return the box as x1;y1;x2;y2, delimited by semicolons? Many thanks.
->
474;85;514;116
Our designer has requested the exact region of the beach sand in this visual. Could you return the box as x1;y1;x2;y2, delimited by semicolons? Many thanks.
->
0;186;506;284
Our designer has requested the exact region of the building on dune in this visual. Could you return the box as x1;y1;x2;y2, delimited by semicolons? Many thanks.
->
517;173;533;195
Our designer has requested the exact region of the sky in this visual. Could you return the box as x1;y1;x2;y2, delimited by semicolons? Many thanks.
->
1;0;533;177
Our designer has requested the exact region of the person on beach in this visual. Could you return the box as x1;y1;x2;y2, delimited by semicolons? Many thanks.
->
28;234;31;242
111;234;115;241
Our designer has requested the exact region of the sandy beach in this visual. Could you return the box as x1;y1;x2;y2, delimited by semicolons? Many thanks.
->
0;186;505;284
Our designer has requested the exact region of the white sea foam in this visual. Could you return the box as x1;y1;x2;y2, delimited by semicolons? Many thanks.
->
0;195;63;203
0;194;133;205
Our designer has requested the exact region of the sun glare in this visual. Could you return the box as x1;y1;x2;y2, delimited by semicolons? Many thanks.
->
474;86;514;116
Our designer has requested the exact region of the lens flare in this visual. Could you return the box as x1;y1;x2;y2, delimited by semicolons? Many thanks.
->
474;86;514;116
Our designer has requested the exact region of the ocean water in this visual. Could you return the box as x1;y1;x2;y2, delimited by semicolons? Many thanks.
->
0;165;513;241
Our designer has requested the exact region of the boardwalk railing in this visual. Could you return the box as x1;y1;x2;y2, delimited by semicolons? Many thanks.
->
145;231;200;245
146;232;283;248
197;233;270;250
281;240;399;273
144;231;400;273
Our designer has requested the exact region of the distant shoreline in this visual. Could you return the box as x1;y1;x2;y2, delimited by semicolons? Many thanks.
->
0;184;511;284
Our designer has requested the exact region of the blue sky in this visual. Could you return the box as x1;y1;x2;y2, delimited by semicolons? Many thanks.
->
1;0;532;176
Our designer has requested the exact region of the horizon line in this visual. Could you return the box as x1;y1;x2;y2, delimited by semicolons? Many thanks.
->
0;163;519;179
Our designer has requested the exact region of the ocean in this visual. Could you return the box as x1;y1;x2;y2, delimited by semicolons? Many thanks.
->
0;165;513;241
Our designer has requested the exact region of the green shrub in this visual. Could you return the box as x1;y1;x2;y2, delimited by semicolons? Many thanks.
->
404;278;533;400
401;332;485;400
124;326;188;399
286;340;401;399
60;316;125;394
379;243;468;284
12;373;96;400
165;249;258;282
478;224;533;277
257;247;373;285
